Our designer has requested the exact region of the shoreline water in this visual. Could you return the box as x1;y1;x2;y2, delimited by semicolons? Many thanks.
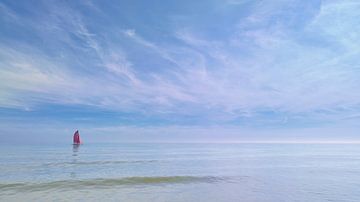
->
1;143;360;201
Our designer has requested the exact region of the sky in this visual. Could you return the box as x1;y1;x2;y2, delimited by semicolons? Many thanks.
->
0;0;360;143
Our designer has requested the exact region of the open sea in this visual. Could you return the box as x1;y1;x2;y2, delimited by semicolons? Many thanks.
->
1;143;360;201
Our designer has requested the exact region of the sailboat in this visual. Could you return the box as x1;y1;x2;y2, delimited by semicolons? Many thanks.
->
73;130;81;145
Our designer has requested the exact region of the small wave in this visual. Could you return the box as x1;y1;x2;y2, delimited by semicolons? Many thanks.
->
0;176;227;192
42;160;158;166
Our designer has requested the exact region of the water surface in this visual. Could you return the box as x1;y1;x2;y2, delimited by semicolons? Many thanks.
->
1;143;360;201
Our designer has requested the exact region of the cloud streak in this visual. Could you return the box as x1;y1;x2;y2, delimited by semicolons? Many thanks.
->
1;0;360;141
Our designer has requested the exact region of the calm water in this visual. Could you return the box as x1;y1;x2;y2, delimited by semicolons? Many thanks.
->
1;143;360;201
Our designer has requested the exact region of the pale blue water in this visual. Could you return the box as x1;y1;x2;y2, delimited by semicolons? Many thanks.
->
1;143;360;201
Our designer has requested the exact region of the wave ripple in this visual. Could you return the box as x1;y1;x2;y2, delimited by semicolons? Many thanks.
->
0;176;228;192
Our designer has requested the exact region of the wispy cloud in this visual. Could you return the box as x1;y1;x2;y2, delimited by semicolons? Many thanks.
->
1;0;360;141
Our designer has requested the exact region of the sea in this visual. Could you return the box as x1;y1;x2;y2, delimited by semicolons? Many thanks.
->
1;143;360;202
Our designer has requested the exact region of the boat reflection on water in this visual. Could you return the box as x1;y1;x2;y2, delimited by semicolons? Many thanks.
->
72;144;80;156
71;144;80;178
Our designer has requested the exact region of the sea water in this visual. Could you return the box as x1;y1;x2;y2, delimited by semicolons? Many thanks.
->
1;143;360;201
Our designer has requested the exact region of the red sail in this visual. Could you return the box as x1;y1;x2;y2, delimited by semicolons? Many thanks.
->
73;130;81;144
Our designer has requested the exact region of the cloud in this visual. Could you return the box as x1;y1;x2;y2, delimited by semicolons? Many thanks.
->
0;2;19;22
124;29;136;37
0;0;360;131
173;1;360;115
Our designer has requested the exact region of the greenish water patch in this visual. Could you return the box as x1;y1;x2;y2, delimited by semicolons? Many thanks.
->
0;176;227;192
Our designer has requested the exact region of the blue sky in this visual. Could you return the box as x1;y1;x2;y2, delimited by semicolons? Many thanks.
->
1;0;360;143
